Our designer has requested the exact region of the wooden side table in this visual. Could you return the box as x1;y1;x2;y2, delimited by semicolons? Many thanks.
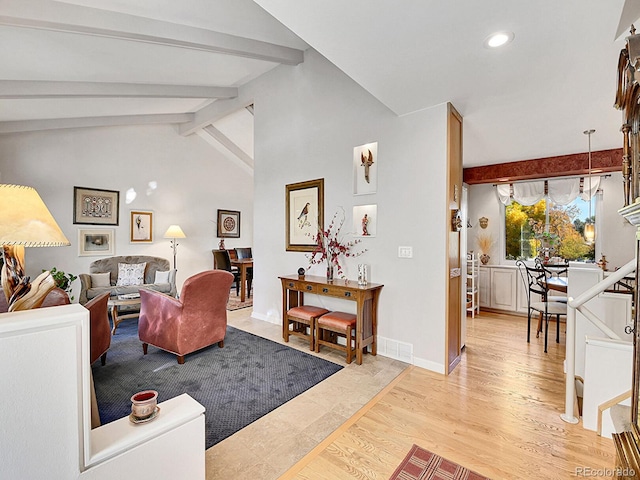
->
107;296;141;334
279;274;383;365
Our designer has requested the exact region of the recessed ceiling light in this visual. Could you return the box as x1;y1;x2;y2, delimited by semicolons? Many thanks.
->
484;31;514;48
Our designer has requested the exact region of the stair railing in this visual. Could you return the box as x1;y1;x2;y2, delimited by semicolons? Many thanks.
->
561;258;636;424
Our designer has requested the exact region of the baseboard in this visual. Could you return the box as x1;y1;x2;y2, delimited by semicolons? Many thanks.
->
413;356;445;374
250;311;280;325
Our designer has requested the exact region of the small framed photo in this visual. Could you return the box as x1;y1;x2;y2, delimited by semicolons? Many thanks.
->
217;209;241;238
286;178;324;252
78;229;115;256
353;142;378;195
130;210;153;243
73;186;120;225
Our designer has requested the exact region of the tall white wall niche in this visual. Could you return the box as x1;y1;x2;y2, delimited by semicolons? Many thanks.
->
353;142;378;195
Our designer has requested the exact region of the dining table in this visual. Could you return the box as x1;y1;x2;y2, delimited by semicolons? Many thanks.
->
546;276;568;293
231;258;253;302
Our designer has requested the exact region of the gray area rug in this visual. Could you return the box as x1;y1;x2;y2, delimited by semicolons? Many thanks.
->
92;320;342;448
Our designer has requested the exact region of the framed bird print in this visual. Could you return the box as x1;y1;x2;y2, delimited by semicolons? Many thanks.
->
217;209;241;238
353;142;378;195
130;210;153;243
285;178;324;252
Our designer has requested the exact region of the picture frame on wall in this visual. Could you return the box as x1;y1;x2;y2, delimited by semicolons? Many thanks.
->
130;210;153;243
217;209;241;238
78;228;115;256
286;178;324;252
73;186;120;225
353;142;378;195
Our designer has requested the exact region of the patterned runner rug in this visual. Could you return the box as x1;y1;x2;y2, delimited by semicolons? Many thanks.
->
389;445;490;480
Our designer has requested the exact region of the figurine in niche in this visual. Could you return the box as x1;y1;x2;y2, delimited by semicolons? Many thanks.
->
479;216;489;229
297;202;311;229
360;149;374;183
362;214;370;236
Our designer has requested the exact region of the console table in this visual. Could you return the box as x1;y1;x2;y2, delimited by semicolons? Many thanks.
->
279;274;384;365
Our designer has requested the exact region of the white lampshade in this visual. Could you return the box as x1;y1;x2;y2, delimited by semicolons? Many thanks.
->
584;223;595;243
163;225;186;239
0;184;69;246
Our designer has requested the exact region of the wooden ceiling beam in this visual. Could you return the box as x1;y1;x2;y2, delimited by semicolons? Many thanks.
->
463;148;623;185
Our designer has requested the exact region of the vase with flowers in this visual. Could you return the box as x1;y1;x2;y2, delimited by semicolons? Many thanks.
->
307;207;367;281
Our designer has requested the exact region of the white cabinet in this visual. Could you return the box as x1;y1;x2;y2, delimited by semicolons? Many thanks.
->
479;268;490;307
479;265;521;313
490;268;517;311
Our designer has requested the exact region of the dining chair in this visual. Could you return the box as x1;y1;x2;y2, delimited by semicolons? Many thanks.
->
234;247;253;295
516;259;567;353
212;249;242;296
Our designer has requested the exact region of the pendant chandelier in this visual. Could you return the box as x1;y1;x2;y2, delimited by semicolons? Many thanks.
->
584;129;596;243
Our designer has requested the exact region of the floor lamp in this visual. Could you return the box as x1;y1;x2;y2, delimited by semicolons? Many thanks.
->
164;225;186;270
0;184;70;311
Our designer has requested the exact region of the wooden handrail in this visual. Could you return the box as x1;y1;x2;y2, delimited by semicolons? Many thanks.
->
597;390;631;436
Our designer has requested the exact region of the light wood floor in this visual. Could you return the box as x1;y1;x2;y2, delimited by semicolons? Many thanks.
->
279;311;617;480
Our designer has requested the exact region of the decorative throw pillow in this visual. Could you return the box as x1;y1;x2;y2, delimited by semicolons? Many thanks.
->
154;270;170;284
90;272;111;288
116;263;146;286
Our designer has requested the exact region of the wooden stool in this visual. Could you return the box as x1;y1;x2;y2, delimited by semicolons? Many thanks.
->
315;311;357;364
284;305;329;350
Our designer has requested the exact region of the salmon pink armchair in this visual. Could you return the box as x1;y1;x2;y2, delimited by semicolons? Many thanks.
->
138;270;234;364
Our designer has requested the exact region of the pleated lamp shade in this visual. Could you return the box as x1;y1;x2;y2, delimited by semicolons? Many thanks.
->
0;184;69;246
163;225;186;239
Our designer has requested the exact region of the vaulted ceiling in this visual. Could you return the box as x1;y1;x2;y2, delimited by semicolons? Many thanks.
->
1;0;637;169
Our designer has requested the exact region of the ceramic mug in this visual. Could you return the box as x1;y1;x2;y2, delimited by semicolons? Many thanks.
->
131;390;158;419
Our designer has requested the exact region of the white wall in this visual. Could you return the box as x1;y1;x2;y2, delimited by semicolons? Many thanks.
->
247;49;450;372
0;124;254;295
466;173;635;269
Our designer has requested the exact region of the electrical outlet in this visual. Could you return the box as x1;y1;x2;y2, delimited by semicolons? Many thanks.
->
398;246;413;258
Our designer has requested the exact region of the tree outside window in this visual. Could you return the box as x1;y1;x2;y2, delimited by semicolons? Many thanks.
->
505;197;595;261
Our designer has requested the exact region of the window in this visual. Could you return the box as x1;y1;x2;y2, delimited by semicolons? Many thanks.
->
504;195;596;261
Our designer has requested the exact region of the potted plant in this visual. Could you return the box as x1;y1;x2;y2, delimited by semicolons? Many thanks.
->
44;267;78;301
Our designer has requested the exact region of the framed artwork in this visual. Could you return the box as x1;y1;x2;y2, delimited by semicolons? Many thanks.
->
78;228;115;256
73;186;120;225
130;210;153;243
286;178;324;252
353;142;378;195
353;204;377;237
217;209;241;238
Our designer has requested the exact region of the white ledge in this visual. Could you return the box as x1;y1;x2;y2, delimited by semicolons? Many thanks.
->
87;393;205;468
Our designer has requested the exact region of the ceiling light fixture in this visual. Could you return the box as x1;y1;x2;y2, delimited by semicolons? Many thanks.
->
584;129;596;243
484;31;514;48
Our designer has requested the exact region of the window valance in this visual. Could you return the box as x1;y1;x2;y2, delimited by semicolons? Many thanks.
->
496;176;601;206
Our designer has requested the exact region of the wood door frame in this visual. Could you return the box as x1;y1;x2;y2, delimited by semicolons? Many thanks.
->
445;102;463;374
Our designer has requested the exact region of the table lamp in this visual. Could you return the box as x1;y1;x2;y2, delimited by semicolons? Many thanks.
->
163;225;186;269
0;184;70;311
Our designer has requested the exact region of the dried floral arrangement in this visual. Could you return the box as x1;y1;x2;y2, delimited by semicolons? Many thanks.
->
307;207;367;278
477;233;494;255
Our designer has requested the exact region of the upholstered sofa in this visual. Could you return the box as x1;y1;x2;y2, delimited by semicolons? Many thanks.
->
79;255;176;305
